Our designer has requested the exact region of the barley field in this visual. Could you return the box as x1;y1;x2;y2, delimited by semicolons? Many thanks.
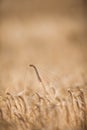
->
0;0;87;130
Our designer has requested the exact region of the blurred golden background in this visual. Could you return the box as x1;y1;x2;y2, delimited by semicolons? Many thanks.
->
0;0;87;95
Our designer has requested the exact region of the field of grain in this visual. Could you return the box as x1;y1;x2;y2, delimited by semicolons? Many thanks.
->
0;0;87;130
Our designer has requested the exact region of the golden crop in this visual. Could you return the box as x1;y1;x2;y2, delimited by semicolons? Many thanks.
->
0;65;87;130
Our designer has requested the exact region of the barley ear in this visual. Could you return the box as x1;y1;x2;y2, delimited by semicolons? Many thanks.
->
29;64;48;94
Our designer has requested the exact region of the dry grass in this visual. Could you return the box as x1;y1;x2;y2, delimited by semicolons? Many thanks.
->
0;65;87;130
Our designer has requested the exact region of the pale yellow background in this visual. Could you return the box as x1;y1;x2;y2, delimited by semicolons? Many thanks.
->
0;0;87;95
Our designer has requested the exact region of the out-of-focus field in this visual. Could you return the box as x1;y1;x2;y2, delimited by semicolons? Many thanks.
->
0;0;87;94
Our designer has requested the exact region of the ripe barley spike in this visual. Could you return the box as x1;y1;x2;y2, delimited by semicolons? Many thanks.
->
29;64;42;82
29;64;48;94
